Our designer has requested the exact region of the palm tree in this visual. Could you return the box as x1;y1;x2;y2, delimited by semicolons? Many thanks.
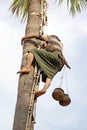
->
10;0;87;130
10;0;47;130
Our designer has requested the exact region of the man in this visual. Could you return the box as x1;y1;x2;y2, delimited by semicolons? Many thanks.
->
17;35;70;98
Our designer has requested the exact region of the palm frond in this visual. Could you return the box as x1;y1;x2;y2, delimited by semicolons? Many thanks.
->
58;0;63;4
67;0;69;7
57;0;87;16
79;0;87;9
69;0;81;16
10;0;29;22
70;0;87;16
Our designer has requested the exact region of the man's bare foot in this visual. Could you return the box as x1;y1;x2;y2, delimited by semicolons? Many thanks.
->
35;90;46;98
17;68;30;74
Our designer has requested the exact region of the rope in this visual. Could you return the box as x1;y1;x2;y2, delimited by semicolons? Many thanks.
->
33;66;40;120
59;66;65;88
25;63;40;130
59;66;69;94
39;0;48;35
64;66;69;94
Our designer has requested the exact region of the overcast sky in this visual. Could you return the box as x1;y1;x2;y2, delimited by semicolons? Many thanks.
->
0;0;87;130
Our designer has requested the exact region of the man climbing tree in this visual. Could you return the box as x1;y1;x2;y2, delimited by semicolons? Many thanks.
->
17;35;71;98
10;0;87;130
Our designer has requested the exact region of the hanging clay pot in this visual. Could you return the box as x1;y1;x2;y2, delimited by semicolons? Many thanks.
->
59;94;71;106
52;88;64;101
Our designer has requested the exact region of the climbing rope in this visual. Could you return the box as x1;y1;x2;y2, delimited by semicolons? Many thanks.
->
39;0;48;35
25;62;40;130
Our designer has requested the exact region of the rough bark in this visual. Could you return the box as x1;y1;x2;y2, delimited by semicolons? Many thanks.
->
13;0;41;130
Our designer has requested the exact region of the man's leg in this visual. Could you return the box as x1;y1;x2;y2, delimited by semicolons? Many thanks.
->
35;77;51;98
17;52;34;74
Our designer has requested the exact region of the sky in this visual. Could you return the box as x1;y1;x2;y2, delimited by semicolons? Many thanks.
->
0;0;87;130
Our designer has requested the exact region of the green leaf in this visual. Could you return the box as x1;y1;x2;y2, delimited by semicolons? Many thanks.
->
56;0;87;16
10;0;29;22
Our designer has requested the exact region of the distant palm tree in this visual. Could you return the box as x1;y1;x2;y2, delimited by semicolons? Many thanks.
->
10;0;87;130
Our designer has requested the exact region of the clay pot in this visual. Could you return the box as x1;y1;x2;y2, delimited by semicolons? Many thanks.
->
52;88;64;101
59;94;71;106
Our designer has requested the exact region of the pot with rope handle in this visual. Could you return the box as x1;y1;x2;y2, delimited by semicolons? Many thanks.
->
52;88;64;101
59;94;71;106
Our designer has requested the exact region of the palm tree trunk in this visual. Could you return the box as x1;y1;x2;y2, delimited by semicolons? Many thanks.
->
13;0;41;130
